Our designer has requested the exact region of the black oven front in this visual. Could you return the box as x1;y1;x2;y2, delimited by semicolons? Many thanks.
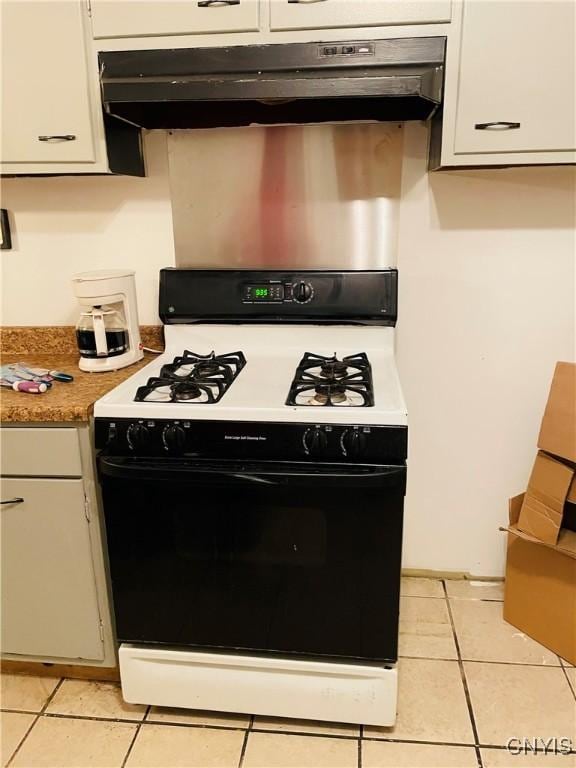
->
99;455;405;664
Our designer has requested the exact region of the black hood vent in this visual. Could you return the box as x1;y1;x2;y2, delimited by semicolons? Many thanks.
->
100;37;445;130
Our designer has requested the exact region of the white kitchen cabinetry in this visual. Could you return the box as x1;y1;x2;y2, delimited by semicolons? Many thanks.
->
0;426;116;667
90;0;260;39
0;0;142;176
434;0;576;167
270;0;452;31
1;1;96;164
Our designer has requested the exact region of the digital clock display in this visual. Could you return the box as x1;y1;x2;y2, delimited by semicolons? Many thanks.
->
245;284;284;302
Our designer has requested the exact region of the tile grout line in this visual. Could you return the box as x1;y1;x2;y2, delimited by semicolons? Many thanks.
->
363;736;496;749
237;728;251;768
41;710;249;731
397;656;565;668
442;580;484;768
236;714;254;768
6;676;64;768
559;662;576;701
357;735;362;768
249;726;359;741
120;704;150;768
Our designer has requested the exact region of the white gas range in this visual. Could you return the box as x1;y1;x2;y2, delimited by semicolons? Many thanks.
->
94;269;407;727
95;324;407;427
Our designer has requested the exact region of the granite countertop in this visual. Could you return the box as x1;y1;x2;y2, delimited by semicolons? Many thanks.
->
1;326;162;424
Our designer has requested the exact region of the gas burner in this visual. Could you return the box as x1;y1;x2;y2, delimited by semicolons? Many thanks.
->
320;357;349;379
312;382;348;405
194;361;222;377
173;382;202;401
160;350;246;385
134;350;246;404
134;377;225;404
286;352;374;407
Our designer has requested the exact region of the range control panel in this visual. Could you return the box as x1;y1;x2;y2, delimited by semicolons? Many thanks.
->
242;280;314;305
160;269;398;325
95;418;408;464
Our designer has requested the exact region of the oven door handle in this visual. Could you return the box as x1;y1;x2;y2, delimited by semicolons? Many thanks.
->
98;456;405;488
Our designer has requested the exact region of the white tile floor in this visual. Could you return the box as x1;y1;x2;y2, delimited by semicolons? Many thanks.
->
1;577;575;768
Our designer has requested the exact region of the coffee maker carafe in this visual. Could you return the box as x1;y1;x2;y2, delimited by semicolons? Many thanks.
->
72;270;143;372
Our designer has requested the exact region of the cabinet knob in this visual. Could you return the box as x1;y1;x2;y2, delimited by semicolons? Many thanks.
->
474;122;521;131
38;135;77;142
1;497;24;505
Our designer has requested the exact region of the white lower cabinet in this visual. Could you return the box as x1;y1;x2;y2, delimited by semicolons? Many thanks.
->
1;426;115;667
1;479;104;660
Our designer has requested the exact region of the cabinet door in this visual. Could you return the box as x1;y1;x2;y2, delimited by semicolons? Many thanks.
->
91;0;260;38
270;0;451;31
0;1;96;164
1;479;104;661
454;0;576;154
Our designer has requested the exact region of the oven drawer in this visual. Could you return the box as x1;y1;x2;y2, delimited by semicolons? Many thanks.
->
99;456;405;663
119;644;398;726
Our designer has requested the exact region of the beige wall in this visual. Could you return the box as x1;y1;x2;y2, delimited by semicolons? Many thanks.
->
0;132;174;326
2;124;574;576
397;123;575;575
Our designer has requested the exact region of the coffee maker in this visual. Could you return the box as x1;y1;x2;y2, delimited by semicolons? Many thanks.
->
72;270;144;373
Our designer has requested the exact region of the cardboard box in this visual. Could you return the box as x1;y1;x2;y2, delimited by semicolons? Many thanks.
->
504;495;576;665
538;361;576;463
518;362;576;544
517;451;576;545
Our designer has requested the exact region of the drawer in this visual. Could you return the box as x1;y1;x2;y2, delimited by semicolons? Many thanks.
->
91;0;260;39
1;428;83;477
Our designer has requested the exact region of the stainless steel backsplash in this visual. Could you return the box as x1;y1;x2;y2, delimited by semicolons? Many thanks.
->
168;123;403;270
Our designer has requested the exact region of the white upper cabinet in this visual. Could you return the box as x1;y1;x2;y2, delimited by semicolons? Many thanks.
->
91;0;260;38
437;0;576;165
270;0;452;31
455;0;575;154
1;1;96;164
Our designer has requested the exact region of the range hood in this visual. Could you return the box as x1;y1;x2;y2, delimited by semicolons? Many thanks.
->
100;37;445;130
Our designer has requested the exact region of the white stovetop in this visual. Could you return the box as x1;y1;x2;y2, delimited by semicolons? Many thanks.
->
95;324;407;426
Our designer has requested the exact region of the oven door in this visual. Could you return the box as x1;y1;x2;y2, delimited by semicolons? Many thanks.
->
99;456;405;664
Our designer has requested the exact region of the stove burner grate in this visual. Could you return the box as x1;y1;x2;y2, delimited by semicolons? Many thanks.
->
286;352;374;407
134;350;246;404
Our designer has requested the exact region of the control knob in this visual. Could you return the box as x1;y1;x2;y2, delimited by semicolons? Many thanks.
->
126;423;150;451
162;423;186;452
303;427;328;457
293;281;313;303
342;429;367;458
